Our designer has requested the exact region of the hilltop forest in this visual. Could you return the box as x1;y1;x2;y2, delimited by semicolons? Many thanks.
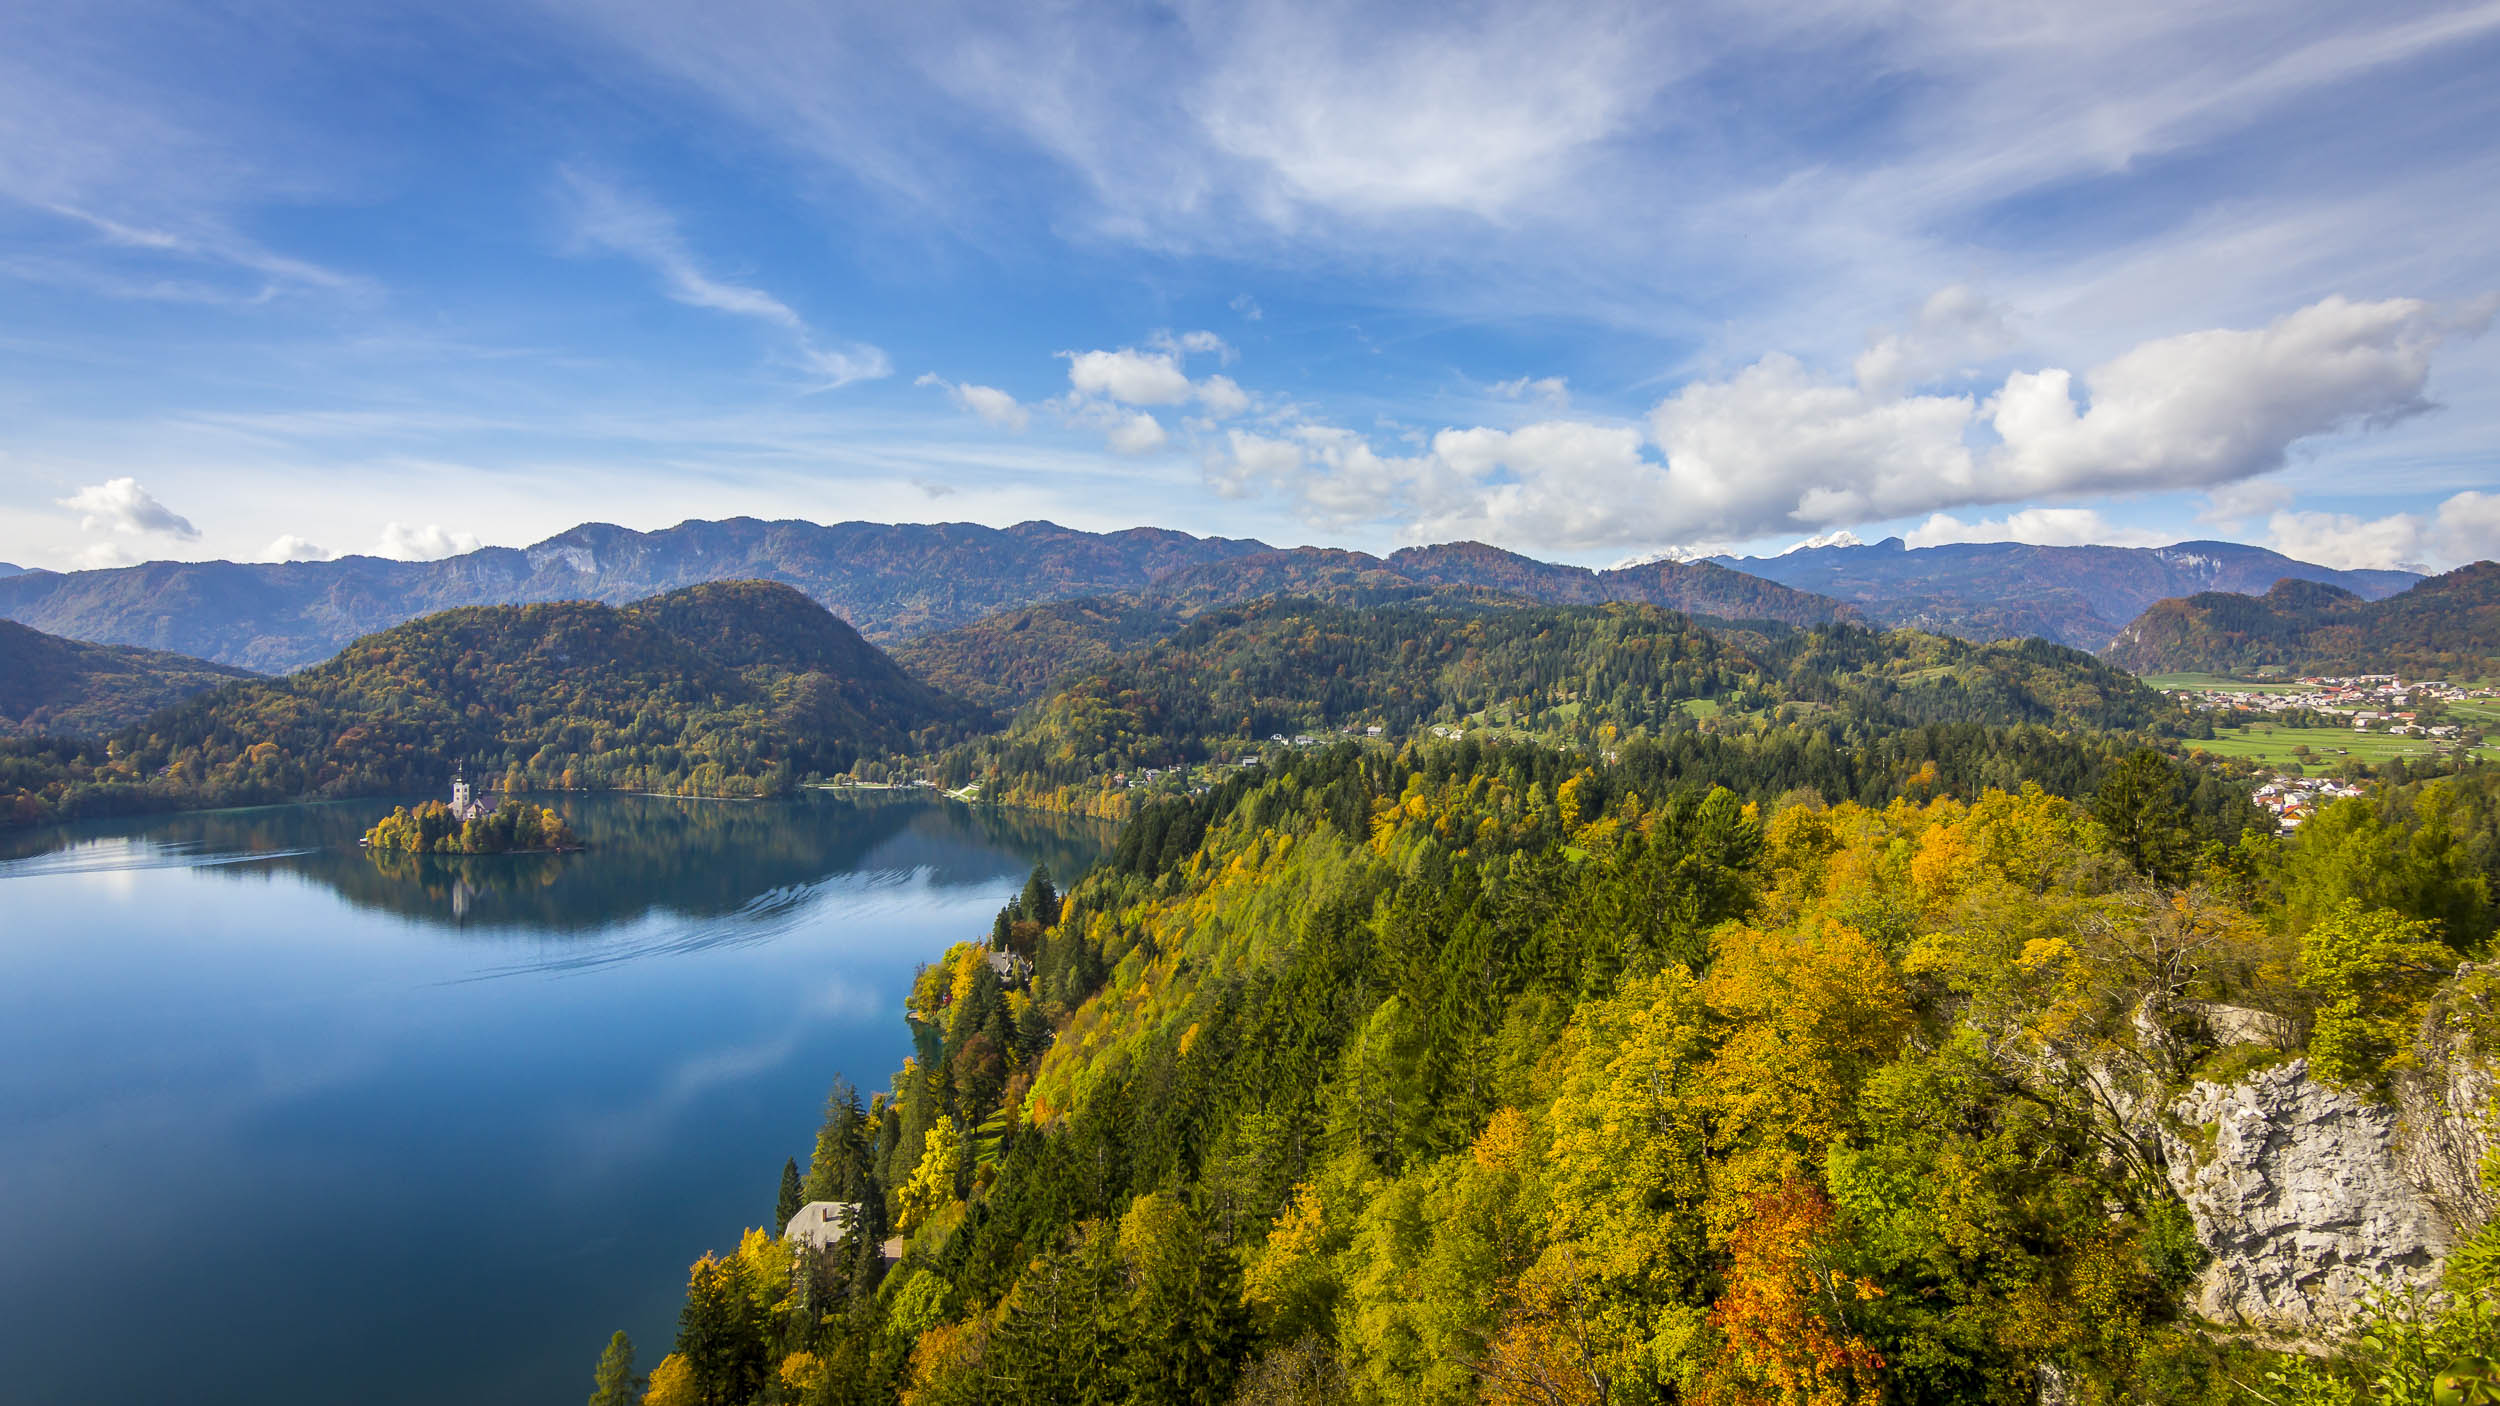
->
931;597;2179;817
621;734;2500;1406
0;581;978;827
0;618;258;738
2105;563;2500;679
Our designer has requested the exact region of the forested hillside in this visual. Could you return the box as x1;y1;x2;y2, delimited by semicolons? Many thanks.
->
624;738;2500;1406
0;581;979;827
936;597;2172;815
0;619;258;738
2106;562;2500;678
898;545;1857;712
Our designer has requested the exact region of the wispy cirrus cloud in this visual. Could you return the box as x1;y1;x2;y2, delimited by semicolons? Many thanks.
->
558;168;890;389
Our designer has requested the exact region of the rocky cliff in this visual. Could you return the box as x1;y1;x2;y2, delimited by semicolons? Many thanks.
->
2161;1059;2454;1331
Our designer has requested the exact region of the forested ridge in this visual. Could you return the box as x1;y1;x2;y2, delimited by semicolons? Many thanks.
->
0;618;259;738
0;581;980;827
2106;561;2500;678
936;597;2174;817
618;733;2500;1406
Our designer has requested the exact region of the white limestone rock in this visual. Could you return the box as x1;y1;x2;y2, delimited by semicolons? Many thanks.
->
2162;1057;2450;1331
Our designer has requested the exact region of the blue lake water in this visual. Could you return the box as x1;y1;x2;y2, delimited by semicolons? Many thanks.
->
0;791;1108;1405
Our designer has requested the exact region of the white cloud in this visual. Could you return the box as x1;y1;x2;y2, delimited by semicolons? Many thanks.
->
1987;296;2472;499
1174;291;2492;555
1647;353;1980;536
1158;329;1232;362
559;168;889;388
1195;374;1250;418
373;523;482;561
916;374;1030;431
1852;285;2014;399
1186;1;1670;219
58;477;199;538
259;534;334;562
70;540;137;570
1062;347;1195;405
1905;509;2167;549
1105;412;1169;455
1642;293;2481;545
2199;479;2297;529
2262;490;2500;573
1490;375;1570;408
1230;293;1263;321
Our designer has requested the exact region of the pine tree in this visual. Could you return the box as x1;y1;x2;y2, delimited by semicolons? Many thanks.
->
776;1156;803;1229
1019;864;1058;924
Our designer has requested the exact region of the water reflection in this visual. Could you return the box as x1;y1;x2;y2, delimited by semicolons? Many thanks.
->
0;791;1113;933
0;791;1109;1406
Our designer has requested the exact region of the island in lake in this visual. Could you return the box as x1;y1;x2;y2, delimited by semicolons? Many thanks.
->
363;774;581;854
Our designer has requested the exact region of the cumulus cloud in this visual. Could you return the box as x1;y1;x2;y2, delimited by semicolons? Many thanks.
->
1852;285;2014;400
1490;375;1570;408
2261;491;2500;573
1904;508;2167;549
1640;293;2479;545
1646;353;1980;535
1987;296;2471;499
917;373;1030;431
1230;294;1263;321
1063;347;1195;405
1195;374;1250;418
1105;411;1170;455
1200;292;2485;554
58;477;200;539
561;168;889;389
70;540;138;570
373;523;482;561
260;534;334;562
1060;335;1249;447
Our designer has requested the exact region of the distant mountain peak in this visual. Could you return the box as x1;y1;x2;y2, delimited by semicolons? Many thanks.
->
1781;530;1864;554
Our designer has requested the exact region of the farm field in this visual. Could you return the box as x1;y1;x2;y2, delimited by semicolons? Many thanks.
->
2185;721;2445;767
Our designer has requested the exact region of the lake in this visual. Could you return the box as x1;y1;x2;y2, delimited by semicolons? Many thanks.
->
0;791;1109;1405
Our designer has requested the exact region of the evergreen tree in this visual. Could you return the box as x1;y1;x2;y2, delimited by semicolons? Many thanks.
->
587;1330;643;1406
1018;864;1059;924
2093;747;2198;886
777;1156;804;1229
674;1253;770;1406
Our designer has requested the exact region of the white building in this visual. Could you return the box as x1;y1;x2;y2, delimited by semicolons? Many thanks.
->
784;1200;860;1255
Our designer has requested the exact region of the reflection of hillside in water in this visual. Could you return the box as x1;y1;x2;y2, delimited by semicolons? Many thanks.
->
1;792;1111;935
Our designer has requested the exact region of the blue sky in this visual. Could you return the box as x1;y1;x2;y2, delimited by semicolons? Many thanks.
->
3;0;2498;575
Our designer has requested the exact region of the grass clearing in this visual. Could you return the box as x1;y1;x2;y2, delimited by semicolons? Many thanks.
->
2184;721;2444;767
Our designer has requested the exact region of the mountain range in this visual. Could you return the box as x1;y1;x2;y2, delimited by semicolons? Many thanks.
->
0;619;259;738
0;517;2430;675
1716;537;2421;651
2105;562;2500;678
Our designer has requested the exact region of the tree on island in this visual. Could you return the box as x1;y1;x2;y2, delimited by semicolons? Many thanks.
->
364;798;580;854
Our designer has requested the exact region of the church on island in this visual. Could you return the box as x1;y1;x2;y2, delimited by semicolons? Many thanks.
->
449;767;491;823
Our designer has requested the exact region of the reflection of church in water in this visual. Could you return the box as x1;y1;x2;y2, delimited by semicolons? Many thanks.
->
446;766;493;923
